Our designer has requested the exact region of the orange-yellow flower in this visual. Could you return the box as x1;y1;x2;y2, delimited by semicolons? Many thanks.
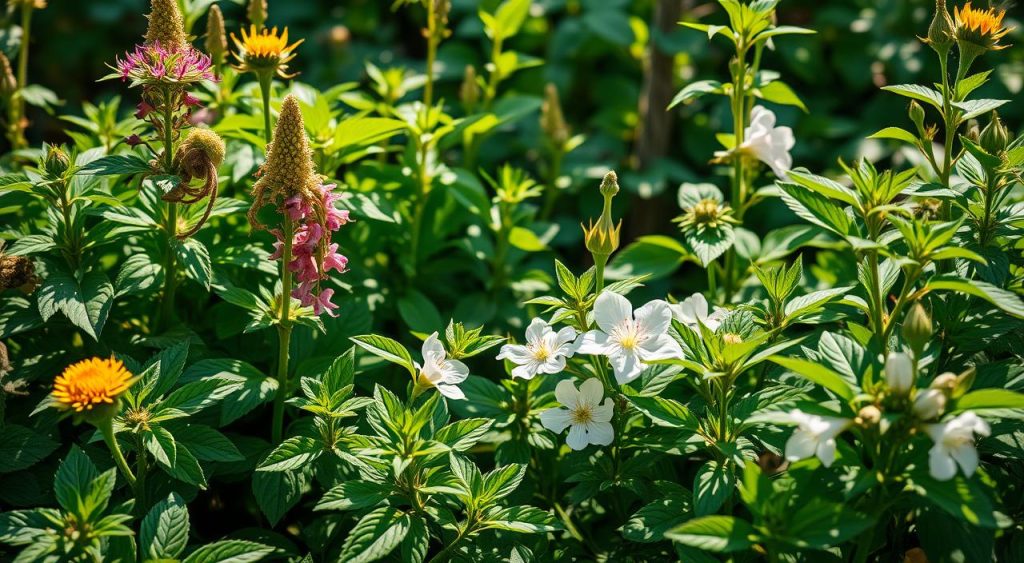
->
954;2;1012;51
52;357;134;412
231;25;303;78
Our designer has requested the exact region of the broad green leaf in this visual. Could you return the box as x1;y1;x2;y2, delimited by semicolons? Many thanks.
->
337;507;411;563
181;540;274;563
666;515;759;552
768;356;857;401
257;436;323;472
141;493;189;560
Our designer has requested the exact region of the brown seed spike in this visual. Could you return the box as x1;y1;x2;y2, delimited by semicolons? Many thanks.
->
248;95;321;228
145;0;188;51
205;4;228;63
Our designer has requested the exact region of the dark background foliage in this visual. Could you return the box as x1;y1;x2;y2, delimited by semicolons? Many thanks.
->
10;0;1023;210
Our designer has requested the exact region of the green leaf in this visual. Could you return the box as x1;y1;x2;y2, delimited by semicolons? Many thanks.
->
175;425;244;462
881;84;943;110
910;471;1004;529
607;235;688;281
162;445;207;489
252;470;303;527
756;81;807;112
333;117;406;151
351;335;416;376
768;356;857;401
868;127;920;145
181;540;274;563
397;290;443;334
627;396;699;429
954;389;1024;412
694;461;734;517
782;499;873;549
115;252;163;297
144;425;178;468
481;506;560;533
316;480;390;512
668;80;724;109
141;493;189;560
257;436;323;472
79;154;152;176
177;238;212;290
0;425;58;473
953;99;1008;121
508;226;547;252
337;507;411;563
925;275;1024;319
54;446;98;514
777;182;851;237
37;266;113;341
666;515;759;552
622;486;693;543
434;418;493;451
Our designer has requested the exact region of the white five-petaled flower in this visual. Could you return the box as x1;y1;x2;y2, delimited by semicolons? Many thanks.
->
496;318;577;380
717;106;794;180
539;378;615;450
885;351;914;395
669;292;727;334
574;292;684;384
415;332;468;400
783;409;852;468
925;411;990;481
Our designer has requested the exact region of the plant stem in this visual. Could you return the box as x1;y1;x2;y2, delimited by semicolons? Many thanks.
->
98;418;136;488
594;253;608;294
10;3;31;148
158;88;178;332
258;71;274;145
134;432;149;511
409;134;431;276
724;44;749;302
540;149;563;221
424;1;437;107
272;214;294;444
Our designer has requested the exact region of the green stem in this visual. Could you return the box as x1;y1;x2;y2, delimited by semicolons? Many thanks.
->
409;136;431;276
258;71;274;145
707;261;718;302
424;1;437;107
594;253;608;294
483;35;504;110
158;89;178;332
98;418;136;488
540;149;564;221
271;215;294;444
724;44;749;302
11;4;31;148
134;432;149;511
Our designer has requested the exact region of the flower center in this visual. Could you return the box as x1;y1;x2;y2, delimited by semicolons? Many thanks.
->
531;343;551;362
723;333;743;345
693;198;721;223
570;404;594;424
613;319;644;351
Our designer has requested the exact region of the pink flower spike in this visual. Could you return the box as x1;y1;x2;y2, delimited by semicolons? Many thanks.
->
313;288;339;317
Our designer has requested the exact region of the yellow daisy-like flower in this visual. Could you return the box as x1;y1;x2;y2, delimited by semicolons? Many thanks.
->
954;2;1012;51
52;357;134;412
231;25;303;78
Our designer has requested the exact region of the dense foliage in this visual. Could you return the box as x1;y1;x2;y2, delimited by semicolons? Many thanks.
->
0;0;1022;562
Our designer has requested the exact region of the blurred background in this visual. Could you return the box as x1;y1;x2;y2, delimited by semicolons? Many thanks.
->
4;0;1023;234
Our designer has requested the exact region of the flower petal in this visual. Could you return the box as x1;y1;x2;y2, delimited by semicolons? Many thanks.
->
634;299;673;338
785;430;817;462
437;384;465;401
609;350;645;384
587;421;614;446
929;446;958;481
511;364;537;380
443;359;470;384
592;398;615;423
422;331;445;361
539;408;572;433
594;291;633;334
816;438;838;468
524;317;549;344
554;378;579;408
573;330;611;356
578;378;605;407
639;333;683;362
496;343;532;364
950;443;980;477
566;424;589;450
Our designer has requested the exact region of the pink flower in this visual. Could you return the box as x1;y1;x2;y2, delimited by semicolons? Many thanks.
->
125;134;143;147
323;244;349;274
135;102;154;119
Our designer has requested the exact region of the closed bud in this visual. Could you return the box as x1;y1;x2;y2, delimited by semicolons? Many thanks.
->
583;171;622;258
248;0;268;30
541;83;570;148
460;65;480;112
0;53;16;97
964;120;981;144
979;112;1010;155
926;0;956;54
902;302;932;356
205;4;228;66
43;145;71;179
952;367;975;399
931;372;957;392
913;388;947;421
857;405;882;426
885;352;914;395
908;101;925;132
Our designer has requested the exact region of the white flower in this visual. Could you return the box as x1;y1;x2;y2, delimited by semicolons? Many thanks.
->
885;352;914;394
539;378;615;450
496;318;577;380
717;106;794;180
925;412;990;481
574;292;684;384
669;292;727;333
783;409;852;468
415;332;469;400
913;388;947;421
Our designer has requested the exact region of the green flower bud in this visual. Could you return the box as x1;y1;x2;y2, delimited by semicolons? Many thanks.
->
902;302;932;356
979;112;1010;155
926;0;955;55
908;101;925;133
583;171;621;258
43;144;71;179
248;0;268;31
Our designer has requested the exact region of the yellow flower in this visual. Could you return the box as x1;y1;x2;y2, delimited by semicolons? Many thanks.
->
52;357;134;412
231;25;303;78
954;2;1012;51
